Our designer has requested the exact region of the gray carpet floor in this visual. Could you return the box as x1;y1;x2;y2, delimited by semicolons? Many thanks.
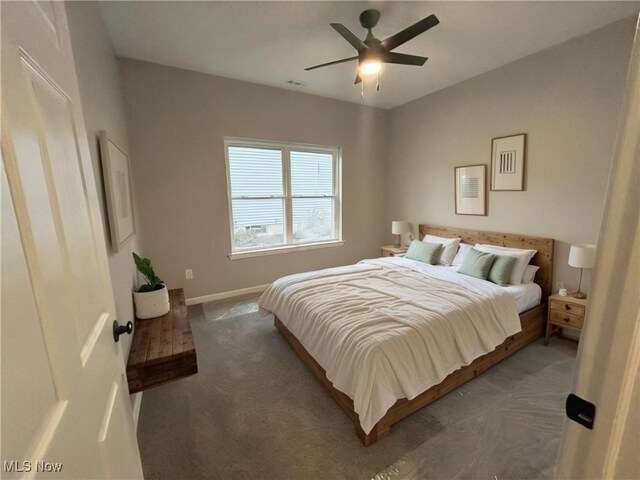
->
137;295;576;480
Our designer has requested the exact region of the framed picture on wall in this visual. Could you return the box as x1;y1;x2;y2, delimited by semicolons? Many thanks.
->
491;133;526;191
99;131;136;252
455;164;487;216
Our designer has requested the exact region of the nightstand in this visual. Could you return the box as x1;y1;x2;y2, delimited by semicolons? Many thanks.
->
381;245;408;257
544;292;587;346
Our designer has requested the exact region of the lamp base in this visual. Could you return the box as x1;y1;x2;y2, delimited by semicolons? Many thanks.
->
394;234;401;248
572;268;587;300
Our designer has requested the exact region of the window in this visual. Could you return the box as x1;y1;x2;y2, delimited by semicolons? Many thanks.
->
225;138;342;256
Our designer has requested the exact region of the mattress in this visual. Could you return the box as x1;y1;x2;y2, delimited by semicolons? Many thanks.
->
504;281;542;313
440;265;542;313
259;257;523;434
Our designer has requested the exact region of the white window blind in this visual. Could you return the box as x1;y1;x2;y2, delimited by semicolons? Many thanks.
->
225;138;341;254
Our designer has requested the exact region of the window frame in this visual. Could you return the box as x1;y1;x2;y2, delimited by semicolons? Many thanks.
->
224;137;343;259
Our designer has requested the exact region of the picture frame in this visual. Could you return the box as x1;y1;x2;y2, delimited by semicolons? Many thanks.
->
99;131;136;252
455;164;487;216
491;133;526;191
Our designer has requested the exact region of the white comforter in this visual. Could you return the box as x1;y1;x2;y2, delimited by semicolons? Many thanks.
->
258;257;522;434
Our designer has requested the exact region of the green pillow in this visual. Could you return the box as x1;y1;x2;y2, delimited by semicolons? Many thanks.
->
405;240;444;265
487;254;517;286
458;248;496;280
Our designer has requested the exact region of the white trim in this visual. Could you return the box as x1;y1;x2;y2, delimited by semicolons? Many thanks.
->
223;136;342;255
186;283;271;306
224;140;237;256
604;315;640;477
131;392;143;431
224;136;337;151
335;148;343;240
228;240;345;260
283;146;292;242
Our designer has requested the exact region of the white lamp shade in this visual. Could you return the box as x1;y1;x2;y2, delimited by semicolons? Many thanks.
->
568;244;596;268
391;221;410;235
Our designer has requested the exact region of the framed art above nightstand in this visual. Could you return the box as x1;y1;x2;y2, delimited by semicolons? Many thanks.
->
381;245;408;257
545;292;587;346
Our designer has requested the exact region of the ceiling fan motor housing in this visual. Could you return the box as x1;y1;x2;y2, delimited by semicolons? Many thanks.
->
359;9;381;30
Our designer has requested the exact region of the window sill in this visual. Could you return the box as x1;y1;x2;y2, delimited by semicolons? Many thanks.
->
228;240;345;260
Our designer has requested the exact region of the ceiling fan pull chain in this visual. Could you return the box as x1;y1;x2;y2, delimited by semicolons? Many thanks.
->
361;81;364;99
376;74;380;92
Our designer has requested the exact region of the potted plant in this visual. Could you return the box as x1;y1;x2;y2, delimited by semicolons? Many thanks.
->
132;253;170;319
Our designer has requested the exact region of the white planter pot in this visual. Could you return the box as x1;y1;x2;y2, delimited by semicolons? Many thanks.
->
133;285;170;319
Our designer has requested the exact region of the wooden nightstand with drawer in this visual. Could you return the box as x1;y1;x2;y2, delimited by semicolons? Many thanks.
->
381;245;408;257
544;293;587;346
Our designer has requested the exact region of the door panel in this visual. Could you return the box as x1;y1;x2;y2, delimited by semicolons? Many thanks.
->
25;50;110;345
0;161;60;464
98;374;143;479
556;17;639;478
1;2;143;478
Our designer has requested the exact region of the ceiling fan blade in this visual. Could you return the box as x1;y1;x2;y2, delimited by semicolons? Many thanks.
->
381;52;428;66
354;72;362;84
331;23;368;53
381;14;439;52
305;55;360;71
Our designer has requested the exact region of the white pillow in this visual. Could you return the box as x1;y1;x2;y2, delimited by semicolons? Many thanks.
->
423;234;461;266
452;243;473;267
521;265;540;284
473;244;537;284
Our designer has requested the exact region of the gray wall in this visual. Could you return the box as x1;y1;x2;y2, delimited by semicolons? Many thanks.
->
119;59;389;299
115;15;634;301
66;1;142;360
387;17;637;294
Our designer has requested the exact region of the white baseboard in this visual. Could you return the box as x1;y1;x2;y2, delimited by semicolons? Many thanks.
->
186;283;270;306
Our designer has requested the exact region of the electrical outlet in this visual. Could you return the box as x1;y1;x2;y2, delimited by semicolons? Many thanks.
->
185;269;193;280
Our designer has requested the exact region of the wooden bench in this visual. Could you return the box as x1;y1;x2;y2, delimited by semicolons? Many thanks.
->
126;288;198;393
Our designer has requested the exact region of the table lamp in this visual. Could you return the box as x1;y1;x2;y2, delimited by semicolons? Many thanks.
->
568;243;596;299
391;221;410;247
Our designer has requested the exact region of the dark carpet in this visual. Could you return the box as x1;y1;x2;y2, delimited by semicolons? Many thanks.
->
136;296;576;479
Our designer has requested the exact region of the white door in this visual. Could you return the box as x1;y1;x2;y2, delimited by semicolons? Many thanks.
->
1;2;143;478
555;17;639;479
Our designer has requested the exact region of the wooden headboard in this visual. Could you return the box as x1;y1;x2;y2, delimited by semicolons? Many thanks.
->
419;225;554;300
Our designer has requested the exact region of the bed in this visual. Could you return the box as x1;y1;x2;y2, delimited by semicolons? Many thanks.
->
259;225;554;446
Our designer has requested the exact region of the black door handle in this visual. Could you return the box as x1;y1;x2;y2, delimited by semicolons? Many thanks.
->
113;320;133;343
566;393;595;429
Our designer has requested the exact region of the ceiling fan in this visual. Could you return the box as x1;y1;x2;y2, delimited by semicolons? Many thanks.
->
305;9;440;84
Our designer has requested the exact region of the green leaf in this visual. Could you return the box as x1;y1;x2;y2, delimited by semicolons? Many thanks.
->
132;252;163;290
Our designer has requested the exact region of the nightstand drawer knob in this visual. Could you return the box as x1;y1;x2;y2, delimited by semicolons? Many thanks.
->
564;317;570;322
565;305;571;310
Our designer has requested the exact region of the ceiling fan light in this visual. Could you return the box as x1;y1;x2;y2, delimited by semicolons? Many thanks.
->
359;60;382;75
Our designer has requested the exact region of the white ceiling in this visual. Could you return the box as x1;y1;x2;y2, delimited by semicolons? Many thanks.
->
99;1;639;109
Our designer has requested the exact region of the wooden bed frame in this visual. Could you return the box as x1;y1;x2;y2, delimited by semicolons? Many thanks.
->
274;225;554;446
